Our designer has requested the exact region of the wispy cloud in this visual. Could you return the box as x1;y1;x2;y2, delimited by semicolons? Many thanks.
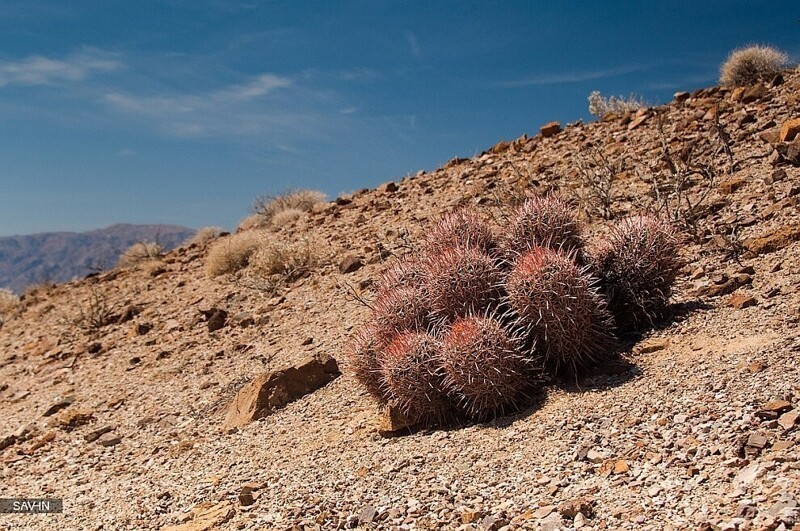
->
405;31;421;57
498;65;646;87
0;50;120;88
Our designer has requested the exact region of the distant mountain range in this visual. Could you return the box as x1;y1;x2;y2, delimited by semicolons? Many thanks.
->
0;224;196;294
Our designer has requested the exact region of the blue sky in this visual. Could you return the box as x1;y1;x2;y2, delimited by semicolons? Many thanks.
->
0;1;797;236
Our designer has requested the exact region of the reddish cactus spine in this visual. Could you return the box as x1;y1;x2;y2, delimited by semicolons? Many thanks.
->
506;247;618;374
378;332;453;425
440;316;534;419
344;323;389;403
591;215;682;331
502;196;584;260
424;206;498;256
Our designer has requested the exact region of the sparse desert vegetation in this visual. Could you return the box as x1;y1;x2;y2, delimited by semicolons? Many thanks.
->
720;44;790;87
250;189;326;228
0;287;19;318
587;90;646;119
117;241;163;268
205;230;262;277
186;226;224;246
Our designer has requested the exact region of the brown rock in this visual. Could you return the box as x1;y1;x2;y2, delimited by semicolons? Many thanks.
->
744;225;800;255
133;323;152;335
339;254;363;274
238;486;255;506
729;293;757;309
49;408;94;430
731;87;746;102
760;129;781;145
377;181;399;193
540;121;561;138
98;432;121;447
200;308;228;333
222;353;340;430
490;140;511;153
558;498;594;519
741;83;768;104
42;396;75;417
705;273;752;297
746;433;768;450
762;400;792;414
674;91;690;102
378;404;418;436
161;501;235;531
628;113;649;131
639;338;670;354
780;118;800;142
719;177;747;195
85;426;113;443
778;411;799;430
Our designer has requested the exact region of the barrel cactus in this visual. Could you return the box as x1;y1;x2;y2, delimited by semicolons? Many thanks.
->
502;196;584;260
424;206;498;256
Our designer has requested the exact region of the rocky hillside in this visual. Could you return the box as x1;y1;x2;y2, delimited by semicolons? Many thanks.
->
0;224;195;294
1;71;799;531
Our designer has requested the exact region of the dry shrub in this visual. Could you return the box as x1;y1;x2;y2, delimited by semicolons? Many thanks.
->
205;231;262;277
117;242;163;268
270;208;305;228
0;288;19;318
237;213;267;232
720;45;789;87
588;91;646;119
252;189;325;224
248;234;320;283
186;226;223;246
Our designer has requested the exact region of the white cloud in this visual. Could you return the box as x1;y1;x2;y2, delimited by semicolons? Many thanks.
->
0;51;120;88
498;65;646;87
405;32;421;57
212;73;292;102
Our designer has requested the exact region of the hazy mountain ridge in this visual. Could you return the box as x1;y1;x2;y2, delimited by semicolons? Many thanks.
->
0;223;195;293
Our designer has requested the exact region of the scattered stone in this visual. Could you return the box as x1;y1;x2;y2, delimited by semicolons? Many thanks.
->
558;498;593;519
729;293;757;309
222;353;340;430
638;338;670;353
238;486;255;506
480;513;508;531
42;396;75;417
200;308;228;333
780;118;800;142
746;433;768;450
540;121;561;138
741;83;768;103
339;254;363;274
719;177;746;195
85;426;113;443
744;225;800;255
674;91;690;102
98;432;121;447
49;408;94;430
531;505;555;519
378;404;418;436
358;505;377;524
231;312;255;328
133;323;153;335
461;509;482;524
377;181;399;193
161;501;235;531
778;411;799;430
759;400;793;417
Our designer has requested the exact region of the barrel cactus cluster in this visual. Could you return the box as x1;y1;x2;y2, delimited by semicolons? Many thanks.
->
346;197;681;427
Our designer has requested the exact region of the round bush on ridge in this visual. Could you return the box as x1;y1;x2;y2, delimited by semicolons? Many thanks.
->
378;332;452;425
424;207;498;256
502;196;584;260
440;316;533;419
506;247;618;374
591;215;682;332
719;44;789;87
422;246;505;325
345;323;388;403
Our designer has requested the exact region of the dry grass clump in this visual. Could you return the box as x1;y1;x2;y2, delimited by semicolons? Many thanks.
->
588;91;646;119
248;234;320;282
0;288;20;318
205;231;262;277
117;242;163;268
720;45;789;87
252;189;325;224
270;208;305;228
237;213;268;233
186;226;223;246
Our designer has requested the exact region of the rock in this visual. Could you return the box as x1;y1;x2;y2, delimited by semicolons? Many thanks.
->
639;338;669;353
737;504;758;519
778;411;799;430
734;463;762;485
490;140;511;154
705;274;752;297
674;91;690;102
97;432;121;447
161;501;235;531
540;121;561;138
719;178;746;195
531;505;556;519
765;168;788;185
729;293;757;309
339;254;363;274
746;433;768;450
558;498;593;519
200;308;228;333
780;118;800;142
480;513;508;531
743;225;800;255
741;83;768;103
85;426;113;443
222;353;340;430
42;396;75;417
378;404;418;436
461;509;482;524
49;408;93;430
238;486;255;506
628;113;649;131
133;323;152;335
761;400;793;415
377;181;399;193
231;312;255;328
358;505;378;524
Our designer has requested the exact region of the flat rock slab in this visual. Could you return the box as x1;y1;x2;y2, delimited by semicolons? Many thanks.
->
223;353;340;430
